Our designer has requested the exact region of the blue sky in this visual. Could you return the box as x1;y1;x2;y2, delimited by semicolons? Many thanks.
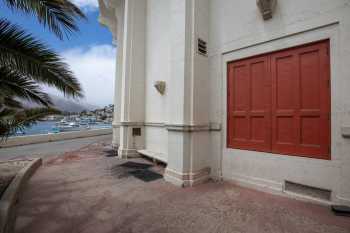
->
0;0;116;107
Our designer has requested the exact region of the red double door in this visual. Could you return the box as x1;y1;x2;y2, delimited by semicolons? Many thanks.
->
227;40;330;160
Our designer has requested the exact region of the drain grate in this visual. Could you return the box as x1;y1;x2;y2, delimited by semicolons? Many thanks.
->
285;181;331;201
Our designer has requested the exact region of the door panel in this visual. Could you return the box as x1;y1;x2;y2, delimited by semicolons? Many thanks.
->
271;50;299;154
227;56;271;151
296;42;330;159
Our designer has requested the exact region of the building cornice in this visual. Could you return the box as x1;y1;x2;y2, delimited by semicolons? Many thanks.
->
98;0;124;44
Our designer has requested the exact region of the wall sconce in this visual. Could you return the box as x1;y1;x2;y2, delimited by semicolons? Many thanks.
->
257;0;277;20
154;81;166;95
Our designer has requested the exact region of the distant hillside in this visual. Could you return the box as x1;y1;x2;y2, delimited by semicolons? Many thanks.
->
50;96;99;113
23;95;99;113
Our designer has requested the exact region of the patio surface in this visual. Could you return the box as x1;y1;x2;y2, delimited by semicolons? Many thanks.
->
15;140;350;233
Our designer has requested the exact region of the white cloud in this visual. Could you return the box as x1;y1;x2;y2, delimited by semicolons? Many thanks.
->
71;0;98;11
57;44;116;107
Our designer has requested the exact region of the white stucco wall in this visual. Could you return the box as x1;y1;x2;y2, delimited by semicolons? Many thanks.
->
143;0;171;158
99;0;350;197
208;0;350;205
145;0;170;123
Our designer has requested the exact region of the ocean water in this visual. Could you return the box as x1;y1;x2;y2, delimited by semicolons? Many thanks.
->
15;121;112;136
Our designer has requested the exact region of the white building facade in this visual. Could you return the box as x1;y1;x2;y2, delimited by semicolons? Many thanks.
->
99;0;350;205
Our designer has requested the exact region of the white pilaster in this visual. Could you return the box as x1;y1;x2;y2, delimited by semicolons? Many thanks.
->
164;0;211;186
98;0;123;149
117;0;147;158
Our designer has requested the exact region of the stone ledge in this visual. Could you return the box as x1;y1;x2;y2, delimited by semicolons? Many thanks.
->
137;150;167;163
0;158;42;233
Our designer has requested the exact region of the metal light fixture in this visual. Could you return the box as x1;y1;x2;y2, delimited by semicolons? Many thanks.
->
154;81;166;95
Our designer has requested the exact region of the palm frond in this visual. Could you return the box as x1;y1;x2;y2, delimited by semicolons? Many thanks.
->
0;107;16;118
3;0;86;39
0;67;51;106
0;19;84;98
0;107;61;139
1;97;23;110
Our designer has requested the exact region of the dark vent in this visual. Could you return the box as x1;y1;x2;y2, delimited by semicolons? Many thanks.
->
197;38;207;56
132;127;141;136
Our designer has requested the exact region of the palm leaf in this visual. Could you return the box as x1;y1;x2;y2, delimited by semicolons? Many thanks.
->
0;19;84;98
0;67;52;106
0;97;23;110
3;0;86;39
0;107;61;139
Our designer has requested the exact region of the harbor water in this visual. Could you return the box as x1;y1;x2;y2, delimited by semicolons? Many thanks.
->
16;121;112;136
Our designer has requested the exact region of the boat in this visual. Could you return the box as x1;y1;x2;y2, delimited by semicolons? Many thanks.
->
54;121;81;132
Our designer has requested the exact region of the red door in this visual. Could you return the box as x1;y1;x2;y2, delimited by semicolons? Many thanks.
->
227;40;330;160
227;55;271;152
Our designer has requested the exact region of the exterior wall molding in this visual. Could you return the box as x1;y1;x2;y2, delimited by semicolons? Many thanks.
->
144;122;166;127
209;122;222;131
214;21;339;57
115;121;144;127
164;167;211;187
113;122;222;131
166;124;210;132
166;123;222;132
112;122;120;128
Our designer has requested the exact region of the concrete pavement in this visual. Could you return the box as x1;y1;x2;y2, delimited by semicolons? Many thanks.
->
14;140;350;233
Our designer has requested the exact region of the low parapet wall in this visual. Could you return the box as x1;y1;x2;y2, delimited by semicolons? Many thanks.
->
0;128;112;148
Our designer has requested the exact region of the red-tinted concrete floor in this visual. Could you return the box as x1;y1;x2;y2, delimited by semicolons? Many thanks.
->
15;141;350;233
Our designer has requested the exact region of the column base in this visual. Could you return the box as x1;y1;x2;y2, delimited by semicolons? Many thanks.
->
164;167;211;187
118;148;140;159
